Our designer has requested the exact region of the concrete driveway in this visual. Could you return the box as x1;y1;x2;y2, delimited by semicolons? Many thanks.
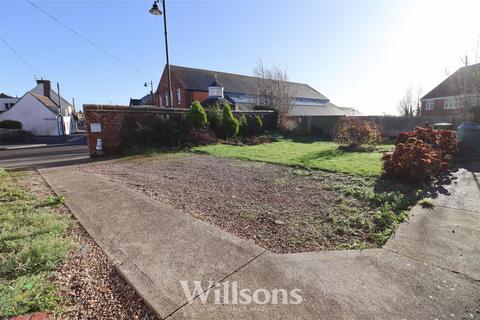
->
38;161;480;320
0;134;89;169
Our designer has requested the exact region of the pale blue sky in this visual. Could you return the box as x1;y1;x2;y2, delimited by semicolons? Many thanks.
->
1;0;479;114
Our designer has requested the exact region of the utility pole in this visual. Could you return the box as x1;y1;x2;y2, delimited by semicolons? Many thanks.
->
57;82;66;136
464;55;468;111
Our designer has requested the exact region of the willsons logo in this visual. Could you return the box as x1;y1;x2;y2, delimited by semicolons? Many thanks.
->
180;281;303;305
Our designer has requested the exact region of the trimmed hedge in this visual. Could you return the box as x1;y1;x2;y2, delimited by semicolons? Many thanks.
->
0;120;22;130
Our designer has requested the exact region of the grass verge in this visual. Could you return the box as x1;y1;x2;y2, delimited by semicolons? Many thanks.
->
0;169;74;318
193;140;393;176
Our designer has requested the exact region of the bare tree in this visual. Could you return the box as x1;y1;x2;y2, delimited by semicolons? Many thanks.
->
455;58;480;121
253;60;294;118
398;86;421;117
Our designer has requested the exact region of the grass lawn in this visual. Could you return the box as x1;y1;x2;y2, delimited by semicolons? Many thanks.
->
193;140;393;176
0;169;74;318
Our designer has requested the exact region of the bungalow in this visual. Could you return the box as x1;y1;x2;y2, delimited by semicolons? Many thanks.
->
153;65;362;116
0;80;76;136
420;63;480;117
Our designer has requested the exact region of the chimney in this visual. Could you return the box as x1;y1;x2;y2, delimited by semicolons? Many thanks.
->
36;79;51;99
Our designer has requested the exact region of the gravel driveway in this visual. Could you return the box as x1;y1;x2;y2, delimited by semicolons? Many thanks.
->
78;153;380;253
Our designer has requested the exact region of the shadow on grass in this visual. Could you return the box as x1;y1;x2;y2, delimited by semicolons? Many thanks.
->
372;168;458;206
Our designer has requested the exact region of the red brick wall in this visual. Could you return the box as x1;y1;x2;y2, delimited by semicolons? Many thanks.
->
421;99;463;116
84;105;189;157
84;104;277;157
155;68;209;108
192;91;208;104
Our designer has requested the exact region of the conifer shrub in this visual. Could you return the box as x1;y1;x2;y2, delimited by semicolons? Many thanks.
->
187;101;208;129
221;104;239;138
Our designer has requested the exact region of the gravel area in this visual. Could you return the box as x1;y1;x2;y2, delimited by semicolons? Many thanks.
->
12;170;158;320
78;153;376;253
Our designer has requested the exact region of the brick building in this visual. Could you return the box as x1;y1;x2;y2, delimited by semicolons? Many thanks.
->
154;65;362;116
420;63;480;117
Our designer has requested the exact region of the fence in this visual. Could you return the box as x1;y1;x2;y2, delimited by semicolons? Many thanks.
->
83;105;277;157
295;115;464;138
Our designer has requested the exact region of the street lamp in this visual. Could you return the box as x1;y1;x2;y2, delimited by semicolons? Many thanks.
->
144;81;155;106
149;0;173;108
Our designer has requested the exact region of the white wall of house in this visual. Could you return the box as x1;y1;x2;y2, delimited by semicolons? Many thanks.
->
0;93;62;136
0;97;19;112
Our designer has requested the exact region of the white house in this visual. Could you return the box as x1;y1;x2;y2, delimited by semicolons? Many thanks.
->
0;93;19;113
0;80;76;136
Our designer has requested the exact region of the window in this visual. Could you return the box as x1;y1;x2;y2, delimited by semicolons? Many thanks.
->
425;100;434;110
158;94;162;107
4;103;9;109
176;88;181;105
164;92;169;107
444;97;456;109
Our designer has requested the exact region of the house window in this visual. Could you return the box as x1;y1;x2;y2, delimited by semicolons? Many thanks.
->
425;100;434;110
176;88;181;105
158;94;162;107
444;97;456;109
164;92;169;107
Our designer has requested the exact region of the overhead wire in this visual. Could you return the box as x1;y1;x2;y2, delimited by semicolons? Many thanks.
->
0;34;43;77
24;0;152;79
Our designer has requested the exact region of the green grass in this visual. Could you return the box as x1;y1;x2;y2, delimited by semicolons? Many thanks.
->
0;169;74;318
193;140;393;176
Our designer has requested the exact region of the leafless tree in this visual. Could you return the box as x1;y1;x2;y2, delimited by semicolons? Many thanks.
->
253;60;294;120
398;86;421;117
455;59;480;121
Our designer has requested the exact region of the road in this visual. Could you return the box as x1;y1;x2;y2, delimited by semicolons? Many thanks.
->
0;134;89;169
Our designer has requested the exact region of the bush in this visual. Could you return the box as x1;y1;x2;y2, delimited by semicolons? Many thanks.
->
383;137;448;183
186;128;218;146
249;115;263;136
0;129;34;144
187;101;208;129
132;115;187;148
221;104;239;138
395;126;458;161
207;103;223;136
332;117;382;149
238;114;264;138
238;114;248;137
0;120;22;130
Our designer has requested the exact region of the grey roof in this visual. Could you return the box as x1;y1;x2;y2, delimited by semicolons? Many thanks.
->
422;63;480;99
208;79;224;87
30;92;60;114
49;90;72;108
0;93;15;99
201;97;230;107
130;93;154;106
170;65;328;100
289;102;363;116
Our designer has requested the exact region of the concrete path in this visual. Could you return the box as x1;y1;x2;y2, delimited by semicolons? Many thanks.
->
39;165;480;320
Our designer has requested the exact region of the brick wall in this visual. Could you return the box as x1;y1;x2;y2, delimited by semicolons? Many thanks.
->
420;99;464;116
84;104;277;157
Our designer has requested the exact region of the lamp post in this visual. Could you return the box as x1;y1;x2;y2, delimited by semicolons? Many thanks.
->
149;0;173;108
144;81;155;106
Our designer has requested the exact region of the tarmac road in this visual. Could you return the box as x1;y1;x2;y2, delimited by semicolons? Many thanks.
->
0;133;89;169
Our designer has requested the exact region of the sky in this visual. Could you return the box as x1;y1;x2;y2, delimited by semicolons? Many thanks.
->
1;0;480;115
